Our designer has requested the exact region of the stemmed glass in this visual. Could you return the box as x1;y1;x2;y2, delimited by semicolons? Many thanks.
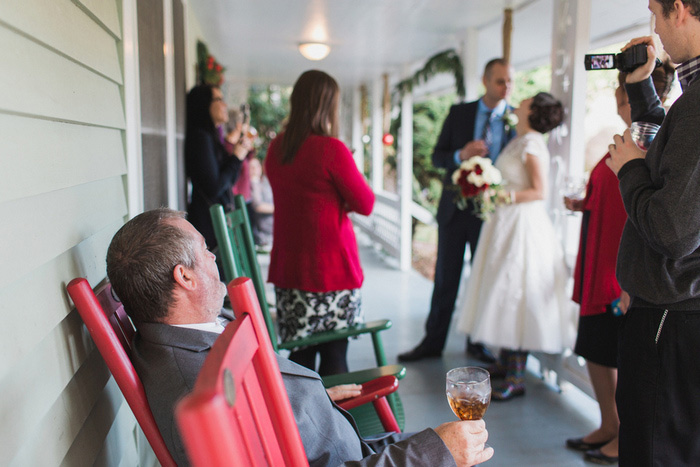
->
561;175;587;215
446;367;491;421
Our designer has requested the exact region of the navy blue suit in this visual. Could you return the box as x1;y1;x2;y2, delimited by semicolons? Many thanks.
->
422;100;516;352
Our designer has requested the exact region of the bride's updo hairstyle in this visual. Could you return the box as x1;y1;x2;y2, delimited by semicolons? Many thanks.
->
528;92;564;134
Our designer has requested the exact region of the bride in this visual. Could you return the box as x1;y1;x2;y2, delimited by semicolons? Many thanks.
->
456;92;573;401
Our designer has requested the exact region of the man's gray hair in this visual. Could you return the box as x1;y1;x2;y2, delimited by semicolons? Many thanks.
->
106;208;196;323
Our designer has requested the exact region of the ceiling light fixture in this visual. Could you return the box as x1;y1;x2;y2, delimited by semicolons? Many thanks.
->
298;42;330;61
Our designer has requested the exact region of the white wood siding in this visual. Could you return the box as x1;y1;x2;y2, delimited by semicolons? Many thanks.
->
0;0;150;464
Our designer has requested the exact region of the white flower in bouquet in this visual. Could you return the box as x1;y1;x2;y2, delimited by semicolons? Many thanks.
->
451;156;508;221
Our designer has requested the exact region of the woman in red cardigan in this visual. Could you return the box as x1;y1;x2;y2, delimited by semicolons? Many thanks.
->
264;70;375;375
564;66;674;465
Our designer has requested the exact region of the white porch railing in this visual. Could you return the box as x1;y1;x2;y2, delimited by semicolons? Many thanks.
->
351;191;402;259
352;191;437;263
533;351;594;399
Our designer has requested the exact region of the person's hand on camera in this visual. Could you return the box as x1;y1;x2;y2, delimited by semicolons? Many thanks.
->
435;420;493;467
621;36;658;83
226;128;242;146
459;140;489;161
606;129;645;175
232;135;253;160
564;196;584;211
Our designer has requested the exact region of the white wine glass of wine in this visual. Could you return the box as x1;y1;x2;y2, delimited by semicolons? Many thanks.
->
446;367;492;455
446;367;491;421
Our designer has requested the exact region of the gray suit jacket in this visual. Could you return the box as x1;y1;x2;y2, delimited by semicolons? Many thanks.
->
132;311;454;466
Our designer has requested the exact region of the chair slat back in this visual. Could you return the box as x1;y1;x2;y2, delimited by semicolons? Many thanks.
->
210;198;278;350
176;278;308;467
66;278;176;467
94;283;135;351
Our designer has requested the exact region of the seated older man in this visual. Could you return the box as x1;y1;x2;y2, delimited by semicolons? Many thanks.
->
106;208;493;466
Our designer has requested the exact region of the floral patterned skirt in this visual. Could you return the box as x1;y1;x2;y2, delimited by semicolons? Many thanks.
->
274;287;363;344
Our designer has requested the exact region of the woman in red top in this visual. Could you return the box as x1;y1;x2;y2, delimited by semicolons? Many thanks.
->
265;70;375;375
564;66;674;465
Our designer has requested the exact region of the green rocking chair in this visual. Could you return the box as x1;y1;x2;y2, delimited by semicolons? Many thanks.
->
209;197;405;435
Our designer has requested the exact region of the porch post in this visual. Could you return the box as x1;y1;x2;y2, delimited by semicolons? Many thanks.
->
123;0;144;218
460;27;480;102
398;88;413;271
371;76;384;191
352;85;364;171
163;0;178;209
549;0;590;180
548;0;591;254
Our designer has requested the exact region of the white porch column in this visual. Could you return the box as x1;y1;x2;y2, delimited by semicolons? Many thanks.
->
352;86;363;171
371;76;384;191
163;0;177;209
460;27;480;102
398;90;413;271
549;0;590;181
549;0;591;256
123;0;144;218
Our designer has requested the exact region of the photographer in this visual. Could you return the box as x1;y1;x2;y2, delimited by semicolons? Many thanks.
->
607;1;700;464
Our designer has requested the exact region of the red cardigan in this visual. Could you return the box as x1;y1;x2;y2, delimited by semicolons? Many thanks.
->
572;154;628;316
264;134;375;292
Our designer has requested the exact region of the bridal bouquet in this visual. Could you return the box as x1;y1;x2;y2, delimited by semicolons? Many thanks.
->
452;156;507;221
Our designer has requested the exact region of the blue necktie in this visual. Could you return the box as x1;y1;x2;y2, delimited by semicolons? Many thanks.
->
482;110;493;158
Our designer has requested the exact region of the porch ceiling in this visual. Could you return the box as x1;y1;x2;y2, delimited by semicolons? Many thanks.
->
189;0;653;88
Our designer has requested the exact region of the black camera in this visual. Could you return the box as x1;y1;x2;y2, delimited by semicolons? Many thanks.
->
584;44;650;72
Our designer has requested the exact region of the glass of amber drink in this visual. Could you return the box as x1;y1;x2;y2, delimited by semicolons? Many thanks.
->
446;367;491;420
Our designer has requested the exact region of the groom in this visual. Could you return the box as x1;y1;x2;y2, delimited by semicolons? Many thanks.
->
399;58;516;362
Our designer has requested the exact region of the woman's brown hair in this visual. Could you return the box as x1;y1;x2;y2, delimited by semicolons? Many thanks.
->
528;92;564;134
280;70;340;164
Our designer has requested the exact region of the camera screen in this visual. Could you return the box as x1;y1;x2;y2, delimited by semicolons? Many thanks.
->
586;54;615;70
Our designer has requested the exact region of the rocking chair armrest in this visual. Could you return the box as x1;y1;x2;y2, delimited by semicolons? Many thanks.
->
322;364;406;388
277;319;391;350
335;376;399;411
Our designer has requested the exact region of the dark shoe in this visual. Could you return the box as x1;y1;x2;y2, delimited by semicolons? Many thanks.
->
466;341;497;364
486;363;507;379
584;448;619;465
566;437;611;452
398;345;441;362
491;382;525;401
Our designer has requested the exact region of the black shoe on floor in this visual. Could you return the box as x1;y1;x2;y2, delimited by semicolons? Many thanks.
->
466;341;497;364
398;345;442;362
583;448;619;465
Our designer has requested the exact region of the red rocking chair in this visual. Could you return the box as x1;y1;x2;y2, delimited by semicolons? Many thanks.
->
175;278;399;466
66;278;176;467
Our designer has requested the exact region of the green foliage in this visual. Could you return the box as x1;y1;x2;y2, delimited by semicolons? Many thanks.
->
247;84;292;158
396;49;465;99
510;64;552;105
196;40;225;86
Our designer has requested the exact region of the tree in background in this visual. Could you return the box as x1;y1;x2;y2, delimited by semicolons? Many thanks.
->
247;84;291;158
511;65;552;106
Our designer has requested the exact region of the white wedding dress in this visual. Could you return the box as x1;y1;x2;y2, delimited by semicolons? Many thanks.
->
456;132;574;354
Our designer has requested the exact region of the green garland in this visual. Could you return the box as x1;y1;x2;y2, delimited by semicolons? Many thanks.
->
395;49;465;99
196;40;225;86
